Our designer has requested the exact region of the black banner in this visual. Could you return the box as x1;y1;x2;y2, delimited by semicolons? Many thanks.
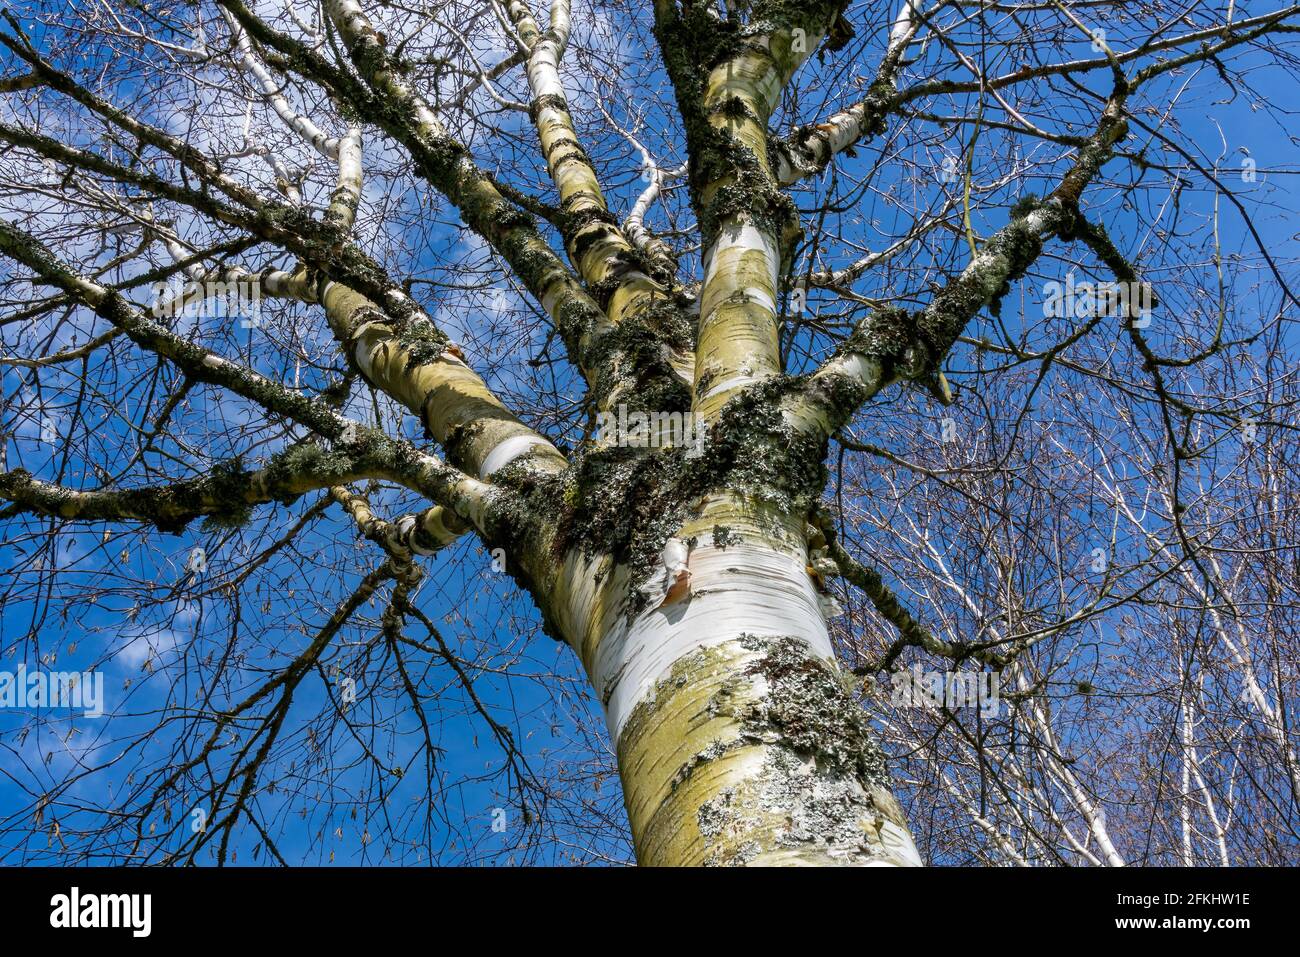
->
0;865;1288;943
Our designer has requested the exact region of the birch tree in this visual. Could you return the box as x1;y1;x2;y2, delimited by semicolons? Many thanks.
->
1;0;1298;865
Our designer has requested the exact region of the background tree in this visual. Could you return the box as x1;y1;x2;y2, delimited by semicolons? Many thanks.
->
0;0;1297;865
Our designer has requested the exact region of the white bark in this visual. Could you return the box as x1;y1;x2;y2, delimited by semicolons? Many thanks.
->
548;497;923;866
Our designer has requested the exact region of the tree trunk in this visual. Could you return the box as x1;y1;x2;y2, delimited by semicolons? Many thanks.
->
551;493;921;866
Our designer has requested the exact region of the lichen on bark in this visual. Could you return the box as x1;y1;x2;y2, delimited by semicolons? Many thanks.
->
617;632;908;866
